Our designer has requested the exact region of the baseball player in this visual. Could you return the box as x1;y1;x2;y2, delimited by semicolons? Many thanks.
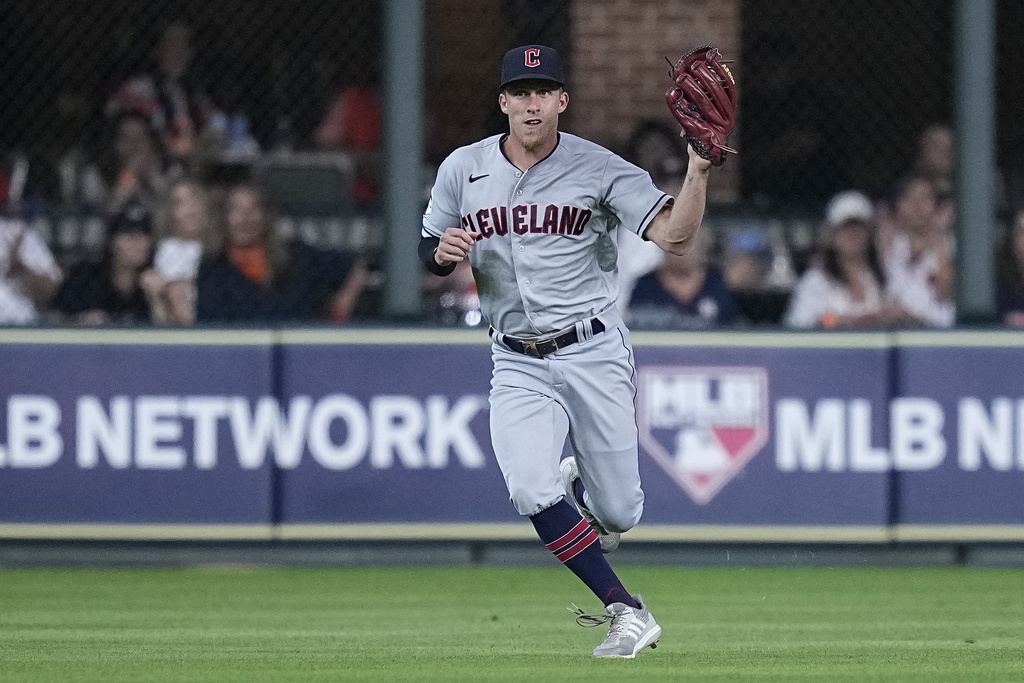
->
420;44;728;658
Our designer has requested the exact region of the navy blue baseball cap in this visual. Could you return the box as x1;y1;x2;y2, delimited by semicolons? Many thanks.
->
500;45;564;90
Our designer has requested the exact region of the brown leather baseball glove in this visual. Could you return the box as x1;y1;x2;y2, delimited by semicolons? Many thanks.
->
665;46;738;166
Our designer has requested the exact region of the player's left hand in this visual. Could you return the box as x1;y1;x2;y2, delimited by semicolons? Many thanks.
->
684;136;713;173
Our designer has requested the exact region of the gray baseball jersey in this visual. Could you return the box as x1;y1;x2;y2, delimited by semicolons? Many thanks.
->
422;132;671;337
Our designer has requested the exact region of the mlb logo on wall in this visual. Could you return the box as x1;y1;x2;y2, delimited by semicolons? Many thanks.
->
638;366;769;505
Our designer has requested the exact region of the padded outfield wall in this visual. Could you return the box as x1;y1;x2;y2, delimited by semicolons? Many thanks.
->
1;328;1023;544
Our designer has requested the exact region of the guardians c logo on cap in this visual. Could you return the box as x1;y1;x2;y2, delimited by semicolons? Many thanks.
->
500;45;564;90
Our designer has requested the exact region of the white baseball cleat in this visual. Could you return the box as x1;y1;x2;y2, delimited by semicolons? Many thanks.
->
571;595;662;658
559;456;620;553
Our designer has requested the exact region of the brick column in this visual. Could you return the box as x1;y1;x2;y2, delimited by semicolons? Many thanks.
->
570;0;741;201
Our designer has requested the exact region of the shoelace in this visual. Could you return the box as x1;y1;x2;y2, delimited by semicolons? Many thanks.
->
605;616;631;642
568;604;615;628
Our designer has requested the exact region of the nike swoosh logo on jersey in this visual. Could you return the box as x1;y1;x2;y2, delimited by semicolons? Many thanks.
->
469;174;490;183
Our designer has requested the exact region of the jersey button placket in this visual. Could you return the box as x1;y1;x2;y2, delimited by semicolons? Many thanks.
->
510;174;534;320
509;172;526;205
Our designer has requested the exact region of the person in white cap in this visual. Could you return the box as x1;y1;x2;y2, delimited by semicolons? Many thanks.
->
784;190;909;328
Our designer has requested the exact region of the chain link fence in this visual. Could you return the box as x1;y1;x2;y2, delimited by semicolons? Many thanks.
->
740;0;952;210
720;0;957;327
0;0;1020;328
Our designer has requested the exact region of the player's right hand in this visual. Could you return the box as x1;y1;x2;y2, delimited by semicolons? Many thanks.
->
434;227;477;266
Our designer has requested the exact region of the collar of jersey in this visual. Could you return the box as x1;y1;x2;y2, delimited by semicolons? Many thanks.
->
498;132;561;173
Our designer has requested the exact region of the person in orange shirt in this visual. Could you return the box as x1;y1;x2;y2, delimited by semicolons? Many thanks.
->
314;74;383;205
196;183;367;323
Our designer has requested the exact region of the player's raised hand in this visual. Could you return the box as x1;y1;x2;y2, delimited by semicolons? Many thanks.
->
685;139;713;173
434;227;477;266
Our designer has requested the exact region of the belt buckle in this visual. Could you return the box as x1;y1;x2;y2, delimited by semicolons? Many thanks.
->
521;339;542;358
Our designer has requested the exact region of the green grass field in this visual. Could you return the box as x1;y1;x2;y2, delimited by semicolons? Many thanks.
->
1;566;1023;682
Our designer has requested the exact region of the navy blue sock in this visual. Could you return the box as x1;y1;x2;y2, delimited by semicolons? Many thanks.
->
530;498;639;609
572;478;586;508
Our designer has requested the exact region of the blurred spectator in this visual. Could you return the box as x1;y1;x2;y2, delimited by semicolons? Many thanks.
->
0;167;10;209
103;112;168;215
719;221;797;325
616;228;663;316
721;228;770;293
106;21;226;162
628;228;740;330
0;217;63;325
615;120;688;313
38;89;104;213
52;202;154;325
422;260;482;327
996;209;1024;327
913;123;954;202
141;179;211;325
622;120;688;197
878;175;955;327
908;122;1010;219
313;72;382;206
785;191;905;328
55;147;107;216
0;151;52;219
722;223;799;291
196;183;367;323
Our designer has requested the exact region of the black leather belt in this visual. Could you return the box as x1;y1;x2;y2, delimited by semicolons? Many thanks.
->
490;318;606;358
